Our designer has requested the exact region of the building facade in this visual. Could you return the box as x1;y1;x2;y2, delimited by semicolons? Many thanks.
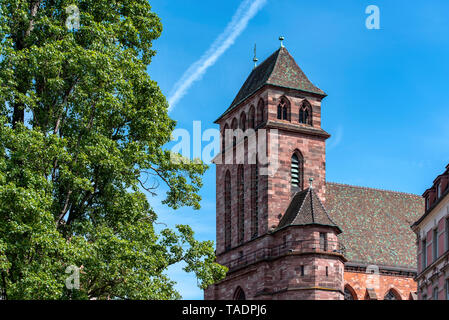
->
412;165;449;300
205;45;424;300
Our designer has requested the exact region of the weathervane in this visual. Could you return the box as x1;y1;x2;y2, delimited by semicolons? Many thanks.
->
253;43;258;69
279;36;285;48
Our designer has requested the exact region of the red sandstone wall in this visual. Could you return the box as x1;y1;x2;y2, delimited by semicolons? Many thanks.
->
216;90;270;254
206;226;345;300
344;271;417;300
266;89;327;232
215;88;327;253
267;129;326;231
210;86;338;300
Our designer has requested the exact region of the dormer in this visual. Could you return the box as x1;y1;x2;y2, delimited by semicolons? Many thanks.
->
423;188;435;212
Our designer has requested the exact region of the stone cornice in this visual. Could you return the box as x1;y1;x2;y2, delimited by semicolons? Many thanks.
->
255;286;344;298
416;250;449;281
345;262;417;278
264;120;331;139
225;250;347;275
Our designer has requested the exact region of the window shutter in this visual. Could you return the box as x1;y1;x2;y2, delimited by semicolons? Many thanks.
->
291;154;300;188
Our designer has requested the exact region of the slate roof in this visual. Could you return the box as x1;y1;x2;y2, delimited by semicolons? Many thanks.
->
326;182;424;270
216;47;326;122
277;187;341;233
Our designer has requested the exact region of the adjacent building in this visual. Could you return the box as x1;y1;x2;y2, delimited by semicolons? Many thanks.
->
412;165;449;300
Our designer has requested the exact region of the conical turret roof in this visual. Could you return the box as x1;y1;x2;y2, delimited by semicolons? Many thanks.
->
277;187;342;234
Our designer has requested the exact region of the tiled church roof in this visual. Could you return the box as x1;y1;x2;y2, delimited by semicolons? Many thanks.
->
326;182;424;270
277;187;342;233
217;47;326;121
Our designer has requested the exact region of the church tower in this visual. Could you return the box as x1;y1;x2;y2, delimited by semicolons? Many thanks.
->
205;44;346;300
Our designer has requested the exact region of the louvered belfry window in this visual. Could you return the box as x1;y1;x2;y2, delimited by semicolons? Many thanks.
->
291;153;303;190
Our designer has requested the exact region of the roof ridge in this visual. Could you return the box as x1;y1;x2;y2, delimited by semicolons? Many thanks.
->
296;188;311;219
309;188;315;223
253;47;281;72
266;47;284;84
218;49;280;119
312;189;339;226
326;181;422;198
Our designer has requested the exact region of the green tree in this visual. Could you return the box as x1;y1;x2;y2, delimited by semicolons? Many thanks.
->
0;0;226;299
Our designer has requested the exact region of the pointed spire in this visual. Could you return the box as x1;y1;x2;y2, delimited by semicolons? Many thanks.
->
253;43;258;69
215;44;326;122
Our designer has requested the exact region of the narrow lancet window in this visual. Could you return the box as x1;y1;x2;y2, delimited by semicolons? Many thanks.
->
224;171;232;250
299;101;312;125
237;165;245;244
291;153;303;190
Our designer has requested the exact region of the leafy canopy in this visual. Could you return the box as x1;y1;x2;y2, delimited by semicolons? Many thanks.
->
0;0;226;299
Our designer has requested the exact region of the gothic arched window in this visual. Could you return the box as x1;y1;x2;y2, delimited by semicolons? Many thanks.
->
231;118;238;130
231;118;238;147
222;123;229;155
299;100;312;125
237;165;245;244
291;152;304;190
251;163;259;239
249;106;255;129
344;286;357;300
384;289;401;300
224;171;232;250
234;287;246;300
240;112;247;132
257;99;265;125
277;98;289;120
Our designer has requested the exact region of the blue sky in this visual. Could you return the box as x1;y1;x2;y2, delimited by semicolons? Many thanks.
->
146;0;449;299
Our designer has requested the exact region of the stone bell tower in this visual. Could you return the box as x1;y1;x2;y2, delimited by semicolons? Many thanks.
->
205;43;346;300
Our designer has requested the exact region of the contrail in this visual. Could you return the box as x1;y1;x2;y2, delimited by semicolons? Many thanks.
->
168;0;268;112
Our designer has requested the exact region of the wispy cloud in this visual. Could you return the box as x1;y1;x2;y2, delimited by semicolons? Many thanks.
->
327;125;344;151
168;0;268;112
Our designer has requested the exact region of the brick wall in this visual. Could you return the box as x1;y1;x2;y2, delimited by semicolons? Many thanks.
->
344;271;416;300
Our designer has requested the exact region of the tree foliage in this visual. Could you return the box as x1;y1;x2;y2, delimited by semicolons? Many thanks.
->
0;0;226;299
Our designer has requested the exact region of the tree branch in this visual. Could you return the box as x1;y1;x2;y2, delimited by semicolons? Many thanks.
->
25;0;42;38
56;98;99;226
54;78;79;135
